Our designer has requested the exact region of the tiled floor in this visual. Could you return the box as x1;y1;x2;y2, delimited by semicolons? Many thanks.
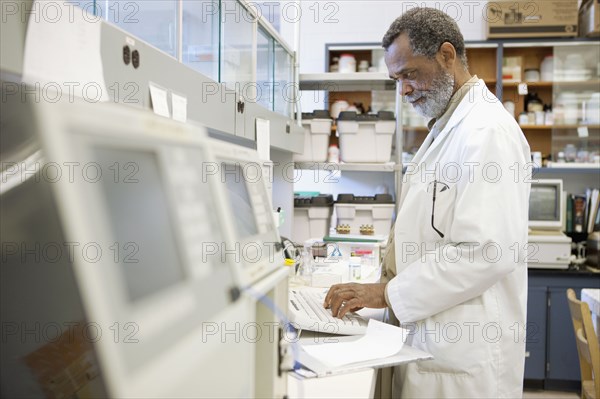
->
523;389;579;398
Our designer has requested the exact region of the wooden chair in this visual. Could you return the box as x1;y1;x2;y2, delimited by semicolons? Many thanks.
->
567;288;600;399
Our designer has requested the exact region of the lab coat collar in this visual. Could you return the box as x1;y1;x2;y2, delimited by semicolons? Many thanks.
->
410;79;488;166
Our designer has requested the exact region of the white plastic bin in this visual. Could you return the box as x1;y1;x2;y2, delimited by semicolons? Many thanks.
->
293;110;332;162
293;195;334;243
337;111;395;163
334;194;395;236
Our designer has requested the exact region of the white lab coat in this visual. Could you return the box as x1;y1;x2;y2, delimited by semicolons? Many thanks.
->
387;80;531;398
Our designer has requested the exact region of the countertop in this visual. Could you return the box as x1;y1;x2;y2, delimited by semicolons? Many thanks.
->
528;267;600;277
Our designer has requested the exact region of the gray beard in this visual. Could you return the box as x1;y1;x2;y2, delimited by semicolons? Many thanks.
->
407;70;455;119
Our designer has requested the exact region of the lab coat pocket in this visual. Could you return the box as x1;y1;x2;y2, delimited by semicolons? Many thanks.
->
415;302;493;375
425;183;456;241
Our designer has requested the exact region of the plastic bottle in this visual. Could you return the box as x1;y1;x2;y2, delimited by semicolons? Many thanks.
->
327;144;340;163
544;104;554;126
298;246;314;285
284;258;296;279
540;55;554;82
348;256;362;281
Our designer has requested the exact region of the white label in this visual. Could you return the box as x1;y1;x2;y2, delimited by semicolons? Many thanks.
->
149;82;170;118
518;83;528;96
126;37;136;46
255;118;271;161
577;126;589;138
171;93;187;123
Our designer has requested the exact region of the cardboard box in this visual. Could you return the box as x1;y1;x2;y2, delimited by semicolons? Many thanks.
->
579;0;600;37
487;1;579;39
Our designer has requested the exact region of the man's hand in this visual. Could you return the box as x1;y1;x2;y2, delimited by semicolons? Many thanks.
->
323;283;388;319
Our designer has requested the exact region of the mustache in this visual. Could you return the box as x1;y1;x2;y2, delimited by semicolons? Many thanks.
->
405;92;425;103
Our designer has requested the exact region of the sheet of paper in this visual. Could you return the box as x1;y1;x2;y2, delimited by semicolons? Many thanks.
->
149;83;170;118
302;319;408;367
171;92;187;123
23;1;108;101
577;126;589;138
255;118;271;161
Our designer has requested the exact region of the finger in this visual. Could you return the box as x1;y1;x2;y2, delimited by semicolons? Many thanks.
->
338;298;362;318
329;290;355;317
323;285;339;307
324;283;350;307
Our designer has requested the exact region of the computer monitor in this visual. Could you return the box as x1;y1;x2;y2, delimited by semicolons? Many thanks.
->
529;179;563;230
208;139;282;285
2;97;255;397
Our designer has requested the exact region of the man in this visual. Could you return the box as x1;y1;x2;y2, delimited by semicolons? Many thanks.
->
324;8;531;398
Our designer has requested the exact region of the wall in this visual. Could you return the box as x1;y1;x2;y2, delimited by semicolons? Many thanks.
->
295;0;491;111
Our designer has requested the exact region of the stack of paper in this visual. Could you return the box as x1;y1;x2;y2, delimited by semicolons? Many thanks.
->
302;320;409;368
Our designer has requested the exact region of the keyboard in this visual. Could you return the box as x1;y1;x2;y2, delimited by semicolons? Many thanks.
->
288;287;368;335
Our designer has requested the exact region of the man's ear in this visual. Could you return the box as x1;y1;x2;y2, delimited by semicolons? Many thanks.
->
438;42;457;69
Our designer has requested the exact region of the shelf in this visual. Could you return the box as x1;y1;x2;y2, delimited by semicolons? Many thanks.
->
520;125;600;130
504;81;552;88
294;162;398;172
503;80;600;88
403;126;428;132
299;72;396;91
539;163;600;172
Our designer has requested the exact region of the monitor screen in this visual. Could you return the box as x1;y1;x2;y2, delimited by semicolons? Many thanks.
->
221;162;259;237
529;184;559;222
96;147;185;302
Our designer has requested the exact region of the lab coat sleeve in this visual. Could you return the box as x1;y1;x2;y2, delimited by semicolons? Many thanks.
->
386;123;530;323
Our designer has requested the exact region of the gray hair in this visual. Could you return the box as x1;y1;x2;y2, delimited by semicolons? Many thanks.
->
382;7;468;68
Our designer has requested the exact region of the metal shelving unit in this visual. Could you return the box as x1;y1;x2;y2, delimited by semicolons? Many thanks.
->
298;72;395;91
298;46;403;210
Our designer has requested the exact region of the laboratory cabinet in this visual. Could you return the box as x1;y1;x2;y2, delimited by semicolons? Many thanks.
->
400;39;600;168
0;0;302;152
524;270;600;391
297;45;402;222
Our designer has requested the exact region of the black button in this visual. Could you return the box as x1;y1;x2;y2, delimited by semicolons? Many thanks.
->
122;45;131;65
132;50;140;69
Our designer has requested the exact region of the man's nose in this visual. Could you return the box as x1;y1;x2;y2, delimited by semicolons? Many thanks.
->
401;81;414;96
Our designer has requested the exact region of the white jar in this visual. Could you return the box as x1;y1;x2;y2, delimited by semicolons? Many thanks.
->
525;69;540;82
358;60;369;72
556;92;579;124
503;101;515;118
540;55;554;81
518;112;529;125
339;54;356;73
535;111;545;125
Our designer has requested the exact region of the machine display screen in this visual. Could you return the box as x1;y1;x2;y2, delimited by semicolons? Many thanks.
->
221;162;259;238
96;147;185;302
529;185;559;222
